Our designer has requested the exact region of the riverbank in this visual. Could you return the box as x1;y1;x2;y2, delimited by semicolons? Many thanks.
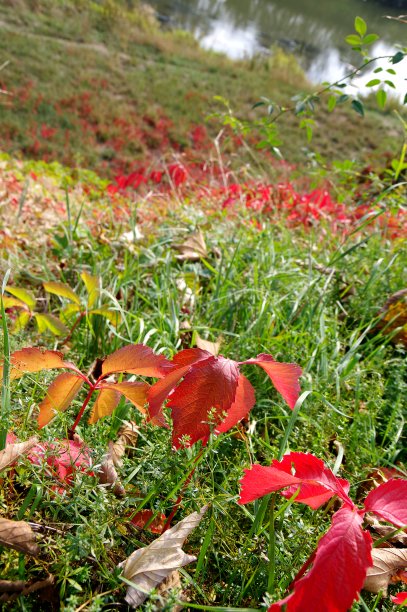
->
0;0;404;177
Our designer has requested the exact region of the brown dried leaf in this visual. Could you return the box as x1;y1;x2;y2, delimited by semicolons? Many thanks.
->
111;421;139;467
195;333;222;357
120;505;207;607
363;547;407;594
155;570;185;611
98;452;125;497
0;437;38;473
174;230;208;261
375;289;407;346
365;515;407;545
0;518;39;555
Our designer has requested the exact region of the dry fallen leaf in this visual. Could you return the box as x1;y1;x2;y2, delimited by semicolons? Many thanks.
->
0;518;39;556
363;547;407;594
365;516;407;546
174;230;207;261
195;333;222;357
98;453;125;497
119;505;207;607
155;570;185;611
375;289;407;346
110;421;139;467
0;575;54;603
0;437;39;473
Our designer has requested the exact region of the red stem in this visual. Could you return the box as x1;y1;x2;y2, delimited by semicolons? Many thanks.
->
69;385;95;436
61;311;85;345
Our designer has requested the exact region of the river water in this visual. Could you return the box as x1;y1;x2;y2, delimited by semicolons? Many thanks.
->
146;0;406;95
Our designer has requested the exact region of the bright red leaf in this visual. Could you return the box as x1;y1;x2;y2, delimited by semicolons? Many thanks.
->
130;509;166;534
28;438;92;486
239;452;352;509
148;348;302;448
392;592;407;605
364;479;407;528
268;508;372;612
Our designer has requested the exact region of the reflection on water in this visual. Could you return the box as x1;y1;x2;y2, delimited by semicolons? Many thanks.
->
147;0;407;95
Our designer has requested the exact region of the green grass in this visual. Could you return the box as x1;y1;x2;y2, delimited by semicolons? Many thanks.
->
0;165;405;609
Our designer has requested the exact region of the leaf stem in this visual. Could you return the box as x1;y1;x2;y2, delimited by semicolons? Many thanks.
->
267;493;276;594
69;385;95;435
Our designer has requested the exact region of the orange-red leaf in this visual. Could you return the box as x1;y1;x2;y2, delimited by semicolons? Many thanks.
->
102;344;173;378
103;381;149;414
130;509;167;534
215;374;255;434
38;373;84;428
88;388;121;424
0;347;80;381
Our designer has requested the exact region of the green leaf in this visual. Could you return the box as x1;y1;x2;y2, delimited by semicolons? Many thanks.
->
361;34;379;46
351;100;364;117
376;89;387;109
252;101;265;110
365;79;381;88
373;67;383;74
345;35;362;47
327;95;337;112
404;93;407;105
386;68;396;75
354;16;367;37
384;80;396;89
391;51;405;65
337;94;350;105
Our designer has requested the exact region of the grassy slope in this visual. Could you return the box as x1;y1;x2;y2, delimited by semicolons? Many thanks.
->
0;0;403;176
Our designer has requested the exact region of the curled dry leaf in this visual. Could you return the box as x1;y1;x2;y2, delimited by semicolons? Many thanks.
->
195;333;222;357
173;229;208;261
375;288;407;346
0;518;39;556
98;452;125;497
119;505;207;607
110;421;139;467
363;548;407;594
365;516;407;546
0;437;39;473
155;570;185;611
0;575;54;604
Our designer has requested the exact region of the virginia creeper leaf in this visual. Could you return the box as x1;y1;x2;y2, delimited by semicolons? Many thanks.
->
364;479;407;528
0;347;80;381
88;388;121;424
269;508;372;612
2;296;28;310
43;281;81;305
240;354;302;409
38;372;84;428
392;592;407;605
168;355;240;447
34;313;69;336
28;437;92;485
101;344;173;378
12;311;31;333
5;287;36;310
239;452;352;508
102;381;149;414
80;272;99;308
215;374;255;434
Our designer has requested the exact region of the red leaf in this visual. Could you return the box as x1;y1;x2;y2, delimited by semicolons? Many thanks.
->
364;479;407;528
269;508;372;612
28;438;92;485
240;354;302;409
130;509;166;534
239;452;352;509
147;348;302;448
392;592;407;605
215;374;255;434
101;344;173;379
168;355;240;447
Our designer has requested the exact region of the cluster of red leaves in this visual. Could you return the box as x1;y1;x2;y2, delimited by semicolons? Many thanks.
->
239;452;407;612
106;166;406;238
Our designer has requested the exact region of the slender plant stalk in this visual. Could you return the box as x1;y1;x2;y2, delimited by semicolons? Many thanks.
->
0;270;11;450
267;493;276;594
